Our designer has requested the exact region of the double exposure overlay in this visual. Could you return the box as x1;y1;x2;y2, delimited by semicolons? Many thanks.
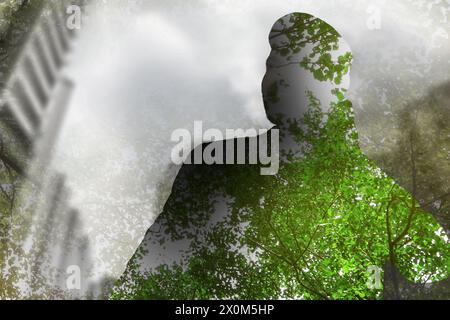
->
0;1;448;301
113;13;449;300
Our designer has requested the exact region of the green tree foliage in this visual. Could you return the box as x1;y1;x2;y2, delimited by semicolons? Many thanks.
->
112;13;449;300
0;0;22;35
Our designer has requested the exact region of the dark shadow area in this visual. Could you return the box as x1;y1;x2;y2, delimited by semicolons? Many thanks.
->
379;81;450;234
380;81;450;299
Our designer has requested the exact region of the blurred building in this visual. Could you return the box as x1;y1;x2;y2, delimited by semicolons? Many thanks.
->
0;0;75;175
0;0;95;299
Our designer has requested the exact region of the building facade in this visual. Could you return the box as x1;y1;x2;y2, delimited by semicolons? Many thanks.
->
0;0;94;299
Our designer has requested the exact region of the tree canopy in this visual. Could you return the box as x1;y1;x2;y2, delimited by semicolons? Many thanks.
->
112;13;449;300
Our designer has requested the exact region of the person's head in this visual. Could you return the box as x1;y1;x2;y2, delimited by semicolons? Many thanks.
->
262;12;352;156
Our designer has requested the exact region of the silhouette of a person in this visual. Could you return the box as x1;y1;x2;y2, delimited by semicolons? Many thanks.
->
122;12;449;300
